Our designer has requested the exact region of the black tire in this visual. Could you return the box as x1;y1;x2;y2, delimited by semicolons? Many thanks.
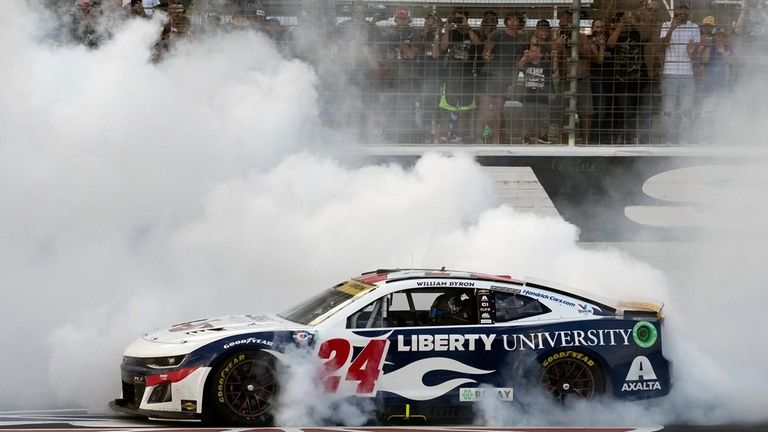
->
539;350;605;402
206;350;278;425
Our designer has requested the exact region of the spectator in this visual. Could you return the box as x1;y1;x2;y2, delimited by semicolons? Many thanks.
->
383;9;421;142
700;30;731;121
73;0;106;49
265;17;281;39
554;10;599;143
480;13;526;144
141;0;159;16
660;3;700;144
435;8;480;143
692;16;717;103
230;3;266;30
417;13;443;142
608;11;645;144
589;18;612;143
479;11;499;43
167;2;191;41
128;0;147;18
634;0;665;143
517;44;555;143
530;19;554;56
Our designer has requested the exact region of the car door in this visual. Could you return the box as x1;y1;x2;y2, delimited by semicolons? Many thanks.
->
317;284;497;405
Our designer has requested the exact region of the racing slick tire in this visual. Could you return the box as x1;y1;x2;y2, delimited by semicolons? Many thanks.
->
205;350;278;425
539;350;605;402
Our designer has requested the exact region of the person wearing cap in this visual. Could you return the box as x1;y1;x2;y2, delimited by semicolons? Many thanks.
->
699;25;730;127
659;2;700;143
382;8;421;142
530;19;553;54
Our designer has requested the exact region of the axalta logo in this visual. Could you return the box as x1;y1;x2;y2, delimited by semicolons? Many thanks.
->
622;355;662;391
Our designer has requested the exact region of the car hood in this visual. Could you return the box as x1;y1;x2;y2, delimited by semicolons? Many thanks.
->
125;314;303;357
141;314;298;344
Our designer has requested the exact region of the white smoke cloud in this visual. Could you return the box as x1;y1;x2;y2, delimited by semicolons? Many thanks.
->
274;346;376;426
1;0;766;428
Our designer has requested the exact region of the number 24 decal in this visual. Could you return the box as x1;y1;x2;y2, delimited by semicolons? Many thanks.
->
318;338;389;395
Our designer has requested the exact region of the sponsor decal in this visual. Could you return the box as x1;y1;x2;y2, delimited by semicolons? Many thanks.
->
415;280;476;287
396;329;633;352
502;329;632;350
577;304;592;314
292;330;314;345
622;355;662;391
223;337;274;350
542;350;595;368
218;354;245;403
336;280;375;296
459;387;514;402
632;321;658;348
181;399;197;412
522;289;577;308
397;334;496;352
490;284;522;294
480;319;493;324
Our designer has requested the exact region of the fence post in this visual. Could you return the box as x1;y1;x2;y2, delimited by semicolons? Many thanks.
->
568;0;581;146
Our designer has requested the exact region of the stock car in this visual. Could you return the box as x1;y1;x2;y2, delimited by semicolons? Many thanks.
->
110;268;671;425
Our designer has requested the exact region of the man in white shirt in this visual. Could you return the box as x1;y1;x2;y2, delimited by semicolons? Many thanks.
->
659;3;699;143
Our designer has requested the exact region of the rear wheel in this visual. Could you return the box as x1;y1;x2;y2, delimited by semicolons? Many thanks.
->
540;350;604;402
207;351;278;425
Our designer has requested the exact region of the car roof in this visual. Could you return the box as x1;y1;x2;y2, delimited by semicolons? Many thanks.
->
354;268;619;314
356;268;524;285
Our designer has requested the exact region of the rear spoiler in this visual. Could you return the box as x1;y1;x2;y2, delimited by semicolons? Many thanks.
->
617;300;665;319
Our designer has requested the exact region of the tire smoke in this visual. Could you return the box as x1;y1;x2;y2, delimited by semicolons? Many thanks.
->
1;1;765;428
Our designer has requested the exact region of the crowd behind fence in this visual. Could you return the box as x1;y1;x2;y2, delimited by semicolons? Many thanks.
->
63;0;768;146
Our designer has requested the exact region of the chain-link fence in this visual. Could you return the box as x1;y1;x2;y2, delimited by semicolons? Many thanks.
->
65;0;768;145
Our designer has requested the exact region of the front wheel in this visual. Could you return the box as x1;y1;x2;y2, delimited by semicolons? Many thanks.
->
540;350;605;402
207;351;278;425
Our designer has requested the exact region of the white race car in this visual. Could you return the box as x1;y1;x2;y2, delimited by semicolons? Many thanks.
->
110;268;670;425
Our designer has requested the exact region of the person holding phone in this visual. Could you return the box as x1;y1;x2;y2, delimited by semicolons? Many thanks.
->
659;2;700;144
435;8;480;143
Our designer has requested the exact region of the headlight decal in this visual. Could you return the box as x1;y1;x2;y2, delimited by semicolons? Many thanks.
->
146;366;199;387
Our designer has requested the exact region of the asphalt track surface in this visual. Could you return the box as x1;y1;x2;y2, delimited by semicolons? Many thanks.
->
0;411;765;432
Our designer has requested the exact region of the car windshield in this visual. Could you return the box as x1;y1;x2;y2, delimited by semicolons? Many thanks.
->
278;279;376;326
